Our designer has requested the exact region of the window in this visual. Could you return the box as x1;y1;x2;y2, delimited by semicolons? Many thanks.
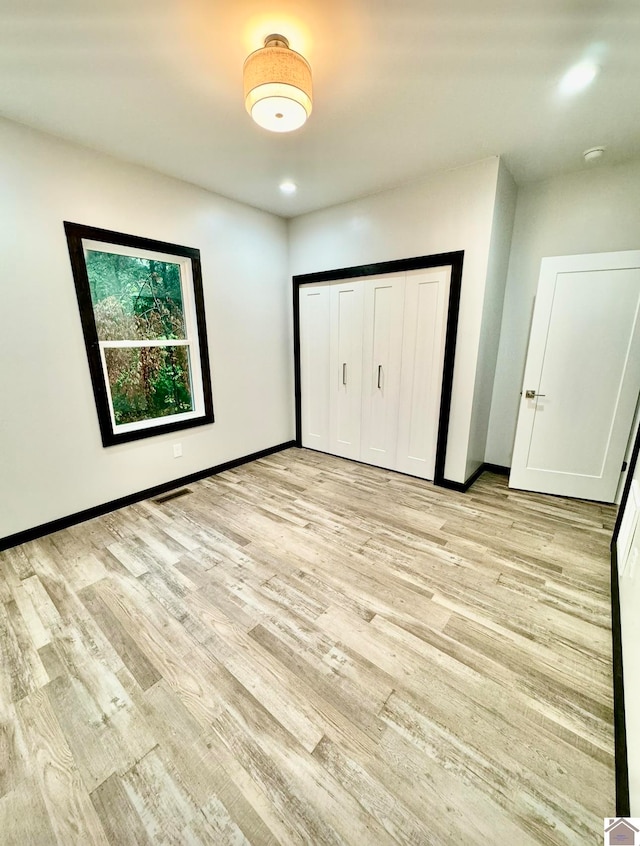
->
65;222;214;446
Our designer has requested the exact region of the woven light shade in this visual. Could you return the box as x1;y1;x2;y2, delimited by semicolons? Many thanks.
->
243;35;312;133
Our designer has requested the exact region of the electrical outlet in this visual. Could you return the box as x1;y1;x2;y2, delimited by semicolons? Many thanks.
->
173;442;182;458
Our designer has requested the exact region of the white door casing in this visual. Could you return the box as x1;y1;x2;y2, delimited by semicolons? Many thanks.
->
510;251;640;502
360;274;405;469
396;267;451;480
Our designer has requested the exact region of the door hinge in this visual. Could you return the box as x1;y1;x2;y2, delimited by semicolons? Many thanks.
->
622;460;628;472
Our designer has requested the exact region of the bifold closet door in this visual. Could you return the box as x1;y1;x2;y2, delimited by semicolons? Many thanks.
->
299;285;330;451
360;274;405;469
395;267;451;480
329;281;364;459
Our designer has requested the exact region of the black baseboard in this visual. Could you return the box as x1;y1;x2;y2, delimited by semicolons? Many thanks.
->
437;477;472;493
0;441;296;552
611;543;631;816
296;446;506;493
438;463;483;492
483;463;510;476
438;462;511;493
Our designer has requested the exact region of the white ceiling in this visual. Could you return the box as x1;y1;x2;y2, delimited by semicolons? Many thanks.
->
1;0;639;217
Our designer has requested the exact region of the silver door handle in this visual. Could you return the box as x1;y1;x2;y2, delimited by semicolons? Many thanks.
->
377;365;382;389
342;363;347;385
524;389;546;399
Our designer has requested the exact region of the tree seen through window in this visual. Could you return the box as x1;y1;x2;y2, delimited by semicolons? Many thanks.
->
85;251;193;425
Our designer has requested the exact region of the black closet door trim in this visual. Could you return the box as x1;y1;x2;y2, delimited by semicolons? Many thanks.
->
292;251;464;488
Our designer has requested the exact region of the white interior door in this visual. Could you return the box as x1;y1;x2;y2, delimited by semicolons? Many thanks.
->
395;267;451;480
510;251;640;502
299;285;330;451
360;274;405;469
329;281;364;460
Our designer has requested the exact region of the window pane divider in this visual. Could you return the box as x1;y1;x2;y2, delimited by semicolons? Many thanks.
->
99;339;190;349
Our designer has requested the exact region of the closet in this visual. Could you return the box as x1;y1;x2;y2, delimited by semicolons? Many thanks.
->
299;265;451;480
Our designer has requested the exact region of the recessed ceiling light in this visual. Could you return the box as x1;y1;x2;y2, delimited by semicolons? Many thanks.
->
559;61;599;95
583;146;606;163
279;180;297;195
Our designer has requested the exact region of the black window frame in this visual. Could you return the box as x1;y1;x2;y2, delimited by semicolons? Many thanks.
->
64;221;214;447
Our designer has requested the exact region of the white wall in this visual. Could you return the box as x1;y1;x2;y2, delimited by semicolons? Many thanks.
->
486;158;640;467
288;157;502;483
466;159;517;478
0;118;293;540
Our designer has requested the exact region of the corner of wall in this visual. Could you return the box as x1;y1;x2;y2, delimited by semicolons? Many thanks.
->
485;155;640;472
465;158;518;479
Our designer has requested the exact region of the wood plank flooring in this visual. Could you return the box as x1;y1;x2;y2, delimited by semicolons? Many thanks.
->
0;447;616;844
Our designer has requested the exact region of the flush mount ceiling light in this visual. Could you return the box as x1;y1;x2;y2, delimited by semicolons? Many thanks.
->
243;34;312;132
279;180;297;194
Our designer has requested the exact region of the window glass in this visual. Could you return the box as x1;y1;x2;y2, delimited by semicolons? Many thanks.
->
104;346;194;425
85;250;186;341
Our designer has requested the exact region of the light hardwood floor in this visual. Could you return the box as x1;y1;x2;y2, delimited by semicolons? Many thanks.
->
0;448;616;844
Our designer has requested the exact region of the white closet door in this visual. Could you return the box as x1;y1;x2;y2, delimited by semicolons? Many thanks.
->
329;281;364;459
396;267;451;479
299;285;330;451
360;274;405;469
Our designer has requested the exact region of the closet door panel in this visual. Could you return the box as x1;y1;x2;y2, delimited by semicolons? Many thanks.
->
299;285;330;451
360;275;405;469
396;267;451;479
329;282;364;459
